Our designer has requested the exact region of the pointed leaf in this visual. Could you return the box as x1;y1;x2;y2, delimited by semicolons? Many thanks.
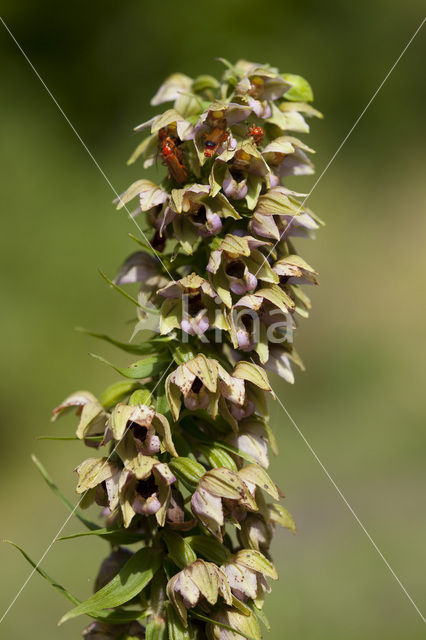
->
75;327;159;355
90;353;169;380
31;455;98;531
59;548;161;624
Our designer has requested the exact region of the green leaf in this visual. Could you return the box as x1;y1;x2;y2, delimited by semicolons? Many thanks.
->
98;269;142;309
99;380;142;409
90;353;169;380
31;455;98;531
5;540;79;605
59;548;161;624
185;535;231;564
162;530;197;569
128;233;165;258
5;541;143;624
57;528;143;545
37;435;102;441
282;73;314;102
75;327;160;355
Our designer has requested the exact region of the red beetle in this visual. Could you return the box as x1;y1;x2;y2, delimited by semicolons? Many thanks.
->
159;128;187;184
248;124;264;145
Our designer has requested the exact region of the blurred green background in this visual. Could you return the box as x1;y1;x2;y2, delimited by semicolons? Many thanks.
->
1;1;425;638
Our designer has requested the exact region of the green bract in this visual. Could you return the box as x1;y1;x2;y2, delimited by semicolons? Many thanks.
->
17;58;322;639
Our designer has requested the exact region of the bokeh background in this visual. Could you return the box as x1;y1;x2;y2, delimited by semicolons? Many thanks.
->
1;1;425;638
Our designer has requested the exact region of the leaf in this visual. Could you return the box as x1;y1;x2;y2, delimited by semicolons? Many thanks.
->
232;361;271;391
99;380;142;409
59;548;161;624
98;269;142;309
57;527;142;544
162;530;197;569
282;73;314;102
5;540;79;605
31;455;98;531
37;435;102;441
75;327;159;355
5;541;143;624
90;353;169;380
185;535;231;564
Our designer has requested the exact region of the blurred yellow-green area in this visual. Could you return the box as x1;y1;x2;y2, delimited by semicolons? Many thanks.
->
1;1;425;638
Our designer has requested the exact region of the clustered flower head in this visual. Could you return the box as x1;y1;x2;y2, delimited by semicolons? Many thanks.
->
44;58;322;640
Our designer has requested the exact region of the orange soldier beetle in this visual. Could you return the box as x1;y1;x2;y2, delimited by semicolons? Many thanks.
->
158;127;187;184
248;124;264;145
